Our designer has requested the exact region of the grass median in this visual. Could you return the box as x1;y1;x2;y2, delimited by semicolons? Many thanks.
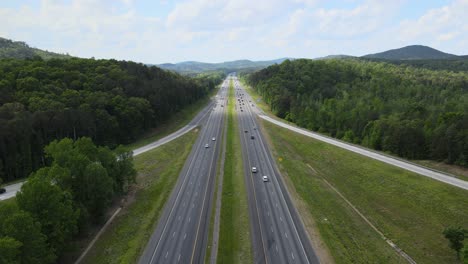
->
261;120;468;264
81;128;198;264
217;79;253;264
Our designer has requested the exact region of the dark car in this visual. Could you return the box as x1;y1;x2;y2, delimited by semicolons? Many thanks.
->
0;188;6;194
251;135;255;139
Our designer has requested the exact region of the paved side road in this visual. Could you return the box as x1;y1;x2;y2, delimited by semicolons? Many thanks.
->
259;114;468;191
0;97;217;201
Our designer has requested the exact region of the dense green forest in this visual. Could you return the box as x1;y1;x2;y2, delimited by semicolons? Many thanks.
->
0;37;71;60
246;59;468;166
364;57;468;72
0;137;136;263
0;57;223;182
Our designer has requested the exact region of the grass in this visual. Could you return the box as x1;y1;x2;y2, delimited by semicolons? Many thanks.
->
81;128;199;264
127;94;213;150
261;120;468;264
412;160;467;181
217;79;253;263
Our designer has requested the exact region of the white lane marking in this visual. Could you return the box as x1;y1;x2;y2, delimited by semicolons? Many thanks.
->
276;203;279;208
271;226;274;233
188;217;191;223
276;245;279;252
292;252;295;260
178;216;181;221
280;216;283;222
173;231;176;237
195;191;198;197
178;254;181;263
285;232;288;238
192;203;194;208
165;251;169;259
184;233;187;240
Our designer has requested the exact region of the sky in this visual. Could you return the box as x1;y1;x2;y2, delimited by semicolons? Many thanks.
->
0;0;467;64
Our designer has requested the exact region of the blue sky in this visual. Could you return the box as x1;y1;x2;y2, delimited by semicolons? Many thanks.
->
0;0;466;63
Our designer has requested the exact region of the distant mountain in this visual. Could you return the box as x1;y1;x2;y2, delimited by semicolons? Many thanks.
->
158;58;291;73
314;54;355;60
362;45;458;60
0;37;71;59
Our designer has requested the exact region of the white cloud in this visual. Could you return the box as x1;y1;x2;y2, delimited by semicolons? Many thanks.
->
397;0;468;54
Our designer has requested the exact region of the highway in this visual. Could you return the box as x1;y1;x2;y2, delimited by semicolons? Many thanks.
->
138;77;228;264
234;76;319;264
259;115;468;191
0;91;218;201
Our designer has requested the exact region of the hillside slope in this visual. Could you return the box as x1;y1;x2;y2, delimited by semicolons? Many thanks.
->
0;37;71;59
363;45;458;60
158;58;289;73
246;59;468;166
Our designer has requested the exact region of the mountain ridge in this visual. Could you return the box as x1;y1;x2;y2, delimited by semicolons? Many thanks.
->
362;45;458;60
0;36;72;60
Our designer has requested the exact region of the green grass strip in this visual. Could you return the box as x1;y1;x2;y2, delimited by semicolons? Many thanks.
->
81;129;198;264
217;79;253;263
261;120;468;264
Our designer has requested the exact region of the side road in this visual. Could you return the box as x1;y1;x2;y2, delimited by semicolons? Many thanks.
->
0;99;215;201
259;114;468;191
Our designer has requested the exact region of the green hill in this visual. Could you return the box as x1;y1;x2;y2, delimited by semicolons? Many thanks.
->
362;45;458;60
0;37;71;59
157;58;290;73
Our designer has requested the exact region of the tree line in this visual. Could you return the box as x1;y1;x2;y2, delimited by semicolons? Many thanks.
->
246;59;468;166
0;137;135;263
0;56;223;182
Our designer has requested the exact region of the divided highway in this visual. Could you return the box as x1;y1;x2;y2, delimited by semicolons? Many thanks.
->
139;78;228;264
234;76;319;264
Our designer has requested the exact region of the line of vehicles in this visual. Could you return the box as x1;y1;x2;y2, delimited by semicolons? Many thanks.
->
235;83;269;183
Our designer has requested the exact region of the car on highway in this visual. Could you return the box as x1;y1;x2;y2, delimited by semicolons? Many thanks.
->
253;127;257;130
251;135;255;139
252;167;257;173
262;176;268;182
244;130;248;133
205;144;209;148
212;137;216;141
0;187;5;194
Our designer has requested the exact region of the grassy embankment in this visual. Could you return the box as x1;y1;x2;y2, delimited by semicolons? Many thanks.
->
81;129;198;263
127;95;211;150
241;79;468;180
217;79;253;263
261;120;468;264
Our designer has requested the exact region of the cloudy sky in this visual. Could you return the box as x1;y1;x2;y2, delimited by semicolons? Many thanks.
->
1;0;467;63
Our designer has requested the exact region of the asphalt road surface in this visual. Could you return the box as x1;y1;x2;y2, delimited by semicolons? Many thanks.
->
258;116;468;191
138;78;228;264
0;92;219;201
0;182;23;201
234;76;320;264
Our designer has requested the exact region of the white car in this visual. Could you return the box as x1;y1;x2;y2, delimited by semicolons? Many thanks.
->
212;137;216;141
205;144;209;148
262;176;268;182
252;167;257;173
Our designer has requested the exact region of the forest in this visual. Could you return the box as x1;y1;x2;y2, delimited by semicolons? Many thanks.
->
246;59;468;166
0;56;223;182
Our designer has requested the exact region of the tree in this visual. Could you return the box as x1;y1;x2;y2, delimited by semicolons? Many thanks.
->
0;203;54;264
443;227;466;259
16;176;79;253
0;236;21;264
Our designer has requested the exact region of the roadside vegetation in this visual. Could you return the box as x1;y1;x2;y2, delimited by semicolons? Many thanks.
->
261;120;468;264
0;57;223;183
246;59;468;168
81;129;198;263
217;79;253;263
0;137;136;263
